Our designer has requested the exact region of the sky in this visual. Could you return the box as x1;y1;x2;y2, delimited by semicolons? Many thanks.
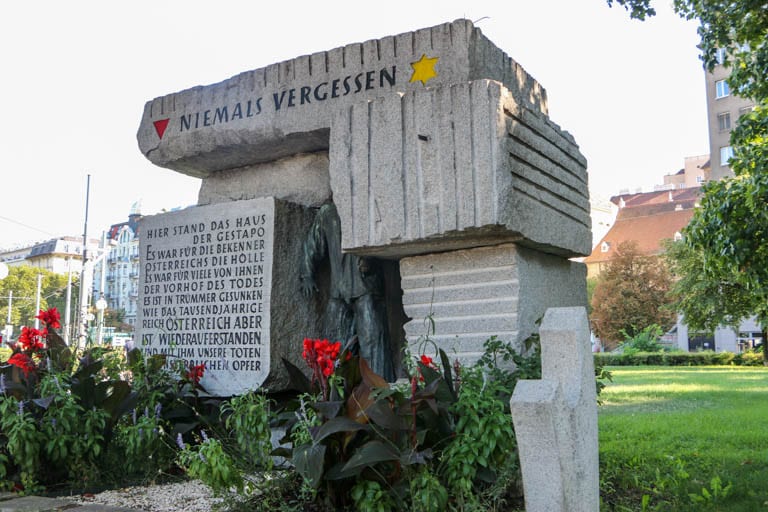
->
0;0;709;249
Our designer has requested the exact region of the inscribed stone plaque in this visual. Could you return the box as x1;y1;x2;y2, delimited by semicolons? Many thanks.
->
137;19;548;177
137;197;274;396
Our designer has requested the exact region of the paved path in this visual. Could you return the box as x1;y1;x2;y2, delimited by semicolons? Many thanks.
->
0;493;142;512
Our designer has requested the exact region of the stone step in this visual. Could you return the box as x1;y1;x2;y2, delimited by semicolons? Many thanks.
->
68;505;144;512
0;496;74;512
0;496;143;512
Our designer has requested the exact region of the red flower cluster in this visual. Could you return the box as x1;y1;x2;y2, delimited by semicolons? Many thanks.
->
18;327;47;352
303;338;341;377
302;338;342;400
7;353;35;377
35;307;61;329
417;354;438;382
187;363;205;384
4;309;59;378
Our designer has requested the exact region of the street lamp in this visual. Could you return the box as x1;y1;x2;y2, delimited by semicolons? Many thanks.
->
95;297;107;345
0;262;9;342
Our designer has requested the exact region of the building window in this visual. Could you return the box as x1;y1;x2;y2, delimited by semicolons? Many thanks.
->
739;105;754;118
720;146;734;166
715;48;727;65
696;176;704;184
673;232;683;242
717;112;731;131
716;80;730;98
600;241;610;253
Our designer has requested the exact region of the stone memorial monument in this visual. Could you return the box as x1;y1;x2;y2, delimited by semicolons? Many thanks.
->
136;18;591;394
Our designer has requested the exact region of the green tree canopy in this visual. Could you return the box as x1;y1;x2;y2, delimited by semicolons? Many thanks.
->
591;241;676;349
0;265;75;335
104;308;133;332
608;0;768;335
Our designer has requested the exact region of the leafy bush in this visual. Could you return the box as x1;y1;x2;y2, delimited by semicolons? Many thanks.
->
733;349;765;366
595;350;753;366
258;335;539;511
0;308;244;493
0;309;607;509
0;309;136;491
619;324;665;354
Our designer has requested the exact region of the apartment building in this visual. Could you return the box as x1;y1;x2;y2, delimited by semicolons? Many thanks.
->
705;48;755;180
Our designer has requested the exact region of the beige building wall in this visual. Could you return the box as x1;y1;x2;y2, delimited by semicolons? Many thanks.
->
683;154;710;188
705;62;754;180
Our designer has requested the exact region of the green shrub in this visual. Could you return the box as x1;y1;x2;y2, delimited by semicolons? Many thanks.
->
734;350;765;366
619;324;665;354
595;350;760;367
268;335;534;510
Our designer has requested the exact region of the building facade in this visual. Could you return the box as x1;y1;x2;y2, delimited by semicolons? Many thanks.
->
0;236;100;275
587;177;759;353
94;209;142;329
704;50;755;180
661;154;710;190
584;187;700;279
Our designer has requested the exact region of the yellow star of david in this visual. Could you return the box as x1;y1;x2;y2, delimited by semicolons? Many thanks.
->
409;54;439;85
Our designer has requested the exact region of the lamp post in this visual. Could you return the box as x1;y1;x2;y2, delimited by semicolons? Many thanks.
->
34;273;42;329
95;297;107;345
64;257;73;345
0;262;9;341
78;174;91;348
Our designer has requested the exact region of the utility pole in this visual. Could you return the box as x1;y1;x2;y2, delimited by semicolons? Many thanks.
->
64;257;73;344
34;273;42;329
96;231;108;345
5;290;11;340
78;174;91;347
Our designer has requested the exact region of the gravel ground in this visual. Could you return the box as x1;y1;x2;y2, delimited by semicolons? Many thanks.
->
67;480;228;511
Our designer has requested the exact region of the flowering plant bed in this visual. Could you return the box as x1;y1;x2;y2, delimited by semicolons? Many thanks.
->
0;308;220;495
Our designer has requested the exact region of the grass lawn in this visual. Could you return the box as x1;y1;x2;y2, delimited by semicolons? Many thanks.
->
599;366;768;511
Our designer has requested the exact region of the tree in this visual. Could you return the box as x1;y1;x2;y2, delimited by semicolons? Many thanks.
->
591;241;676;349
664;238;768;359
608;0;768;345
104;308;133;332
0;266;74;334
586;276;599;315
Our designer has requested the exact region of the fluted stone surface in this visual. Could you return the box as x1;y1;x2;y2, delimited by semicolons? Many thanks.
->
329;79;590;258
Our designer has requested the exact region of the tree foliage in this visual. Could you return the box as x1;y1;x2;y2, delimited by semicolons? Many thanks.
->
609;0;768;333
591;241;676;349
104;308;133;332
0;266;74;332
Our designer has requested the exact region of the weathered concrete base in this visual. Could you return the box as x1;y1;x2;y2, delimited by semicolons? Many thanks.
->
199;152;331;208
400;243;586;363
510;307;599;512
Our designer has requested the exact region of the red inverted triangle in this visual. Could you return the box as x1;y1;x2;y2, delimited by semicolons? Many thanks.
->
153;119;170;139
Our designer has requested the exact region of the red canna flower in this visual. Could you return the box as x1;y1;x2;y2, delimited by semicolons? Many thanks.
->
18;326;46;352
35;307;61;330
186;363;205;384
8;352;35;377
417;354;438;382
302;337;342;399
